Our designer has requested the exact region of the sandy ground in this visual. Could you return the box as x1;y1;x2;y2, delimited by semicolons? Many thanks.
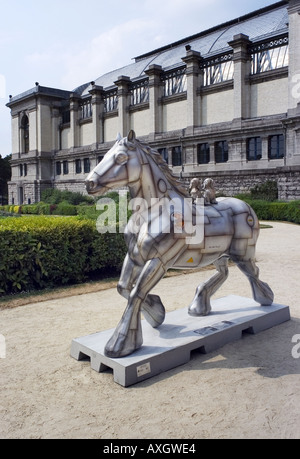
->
0;221;300;439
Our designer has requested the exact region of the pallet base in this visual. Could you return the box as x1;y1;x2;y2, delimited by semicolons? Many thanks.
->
70;295;290;387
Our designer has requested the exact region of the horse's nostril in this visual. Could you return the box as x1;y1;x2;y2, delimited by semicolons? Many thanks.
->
86;180;95;191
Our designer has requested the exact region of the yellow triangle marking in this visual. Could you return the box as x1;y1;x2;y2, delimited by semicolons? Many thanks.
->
187;258;194;264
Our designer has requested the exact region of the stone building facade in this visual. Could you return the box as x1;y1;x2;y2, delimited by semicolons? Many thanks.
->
6;0;300;204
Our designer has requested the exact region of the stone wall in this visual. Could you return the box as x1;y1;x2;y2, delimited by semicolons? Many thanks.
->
53;180;87;195
184;167;300;201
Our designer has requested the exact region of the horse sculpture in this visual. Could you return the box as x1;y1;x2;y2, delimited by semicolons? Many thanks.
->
85;131;274;358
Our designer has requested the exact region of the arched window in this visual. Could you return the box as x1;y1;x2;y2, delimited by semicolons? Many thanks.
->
21;115;29;153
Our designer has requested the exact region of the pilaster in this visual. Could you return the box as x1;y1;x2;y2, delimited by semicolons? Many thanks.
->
51;106;60;152
70;92;81;148
89;84;105;144
182;49;203;133
228;34;252;120
145;64;164;136
261;136;269;161
114;75;131;137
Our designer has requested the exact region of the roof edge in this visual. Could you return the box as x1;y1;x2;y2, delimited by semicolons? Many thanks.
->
6;85;72;107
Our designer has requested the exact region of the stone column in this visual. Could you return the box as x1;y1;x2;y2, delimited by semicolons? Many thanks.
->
114;75;131;137
70;92;81;148
228;34;252;120
261;136;269;161
209;143;215;164
182;49;203;133
287;0;300;114
89;84;105;145
145;64;164;137
167;147;173;166
51;106;60;153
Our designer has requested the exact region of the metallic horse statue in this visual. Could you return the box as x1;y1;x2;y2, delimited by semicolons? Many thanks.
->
85;131;274;358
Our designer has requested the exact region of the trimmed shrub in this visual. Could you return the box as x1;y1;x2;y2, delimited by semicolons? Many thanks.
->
53;201;77;216
41;188;94;205
250;181;278;202
0;216;127;295
237;198;300;224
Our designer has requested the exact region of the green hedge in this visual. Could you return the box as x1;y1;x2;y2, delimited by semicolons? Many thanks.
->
0;216;127;295
0;192;129;219
238;198;300;224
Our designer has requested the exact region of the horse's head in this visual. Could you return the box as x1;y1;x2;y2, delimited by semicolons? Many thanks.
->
85;130;142;196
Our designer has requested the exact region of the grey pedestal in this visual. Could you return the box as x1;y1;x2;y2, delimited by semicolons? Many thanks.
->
70;295;290;387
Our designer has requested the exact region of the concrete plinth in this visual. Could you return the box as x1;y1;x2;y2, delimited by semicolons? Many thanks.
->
70;295;290;387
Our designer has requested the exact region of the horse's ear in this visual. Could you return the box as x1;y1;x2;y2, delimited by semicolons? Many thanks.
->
116;132;122;142
127;130;136;142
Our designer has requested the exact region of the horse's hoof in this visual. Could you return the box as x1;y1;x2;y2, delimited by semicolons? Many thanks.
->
188;302;211;317
104;330;143;358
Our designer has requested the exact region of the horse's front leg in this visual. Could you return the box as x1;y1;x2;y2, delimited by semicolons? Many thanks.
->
118;254;165;329
105;258;166;358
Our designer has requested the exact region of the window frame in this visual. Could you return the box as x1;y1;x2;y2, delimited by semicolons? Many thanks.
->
171;146;182;167
247;137;262;161
158;148;169;164
21;114;29;154
75;159;82;174
56;162;62;176
63;161;69;175
84;158;91;174
268;134;285;160
197;143;210;165
215;141;229;163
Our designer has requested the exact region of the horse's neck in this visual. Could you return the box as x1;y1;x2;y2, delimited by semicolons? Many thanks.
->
129;152;171;203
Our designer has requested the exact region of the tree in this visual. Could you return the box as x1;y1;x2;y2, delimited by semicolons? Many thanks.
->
0;154;12;204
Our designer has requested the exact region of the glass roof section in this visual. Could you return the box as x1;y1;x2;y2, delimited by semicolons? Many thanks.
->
79;1;288;96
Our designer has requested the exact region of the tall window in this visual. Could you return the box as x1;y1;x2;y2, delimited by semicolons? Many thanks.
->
130;79;149;106
84;158;90;173
203;59;233;86
61;108;70;124
172;147;182;166
158;148;168;164
21;115;29;153
251;41;289;74
104;89;118;113
63;161;69;175
215;141;228;163
79;100;92;119
247;137;262;161
163;68;187;97
75;159;82;174
268;135;285;159
197;143;210;164
56;162;61;176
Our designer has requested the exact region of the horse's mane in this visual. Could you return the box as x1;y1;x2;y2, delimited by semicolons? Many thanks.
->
128;138;189;198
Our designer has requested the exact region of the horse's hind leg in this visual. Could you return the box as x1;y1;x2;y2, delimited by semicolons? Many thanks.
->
117;254;165;328
188;256;229;317
233;258;274;306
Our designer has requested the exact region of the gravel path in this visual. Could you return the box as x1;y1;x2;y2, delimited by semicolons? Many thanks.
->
0;222;299;439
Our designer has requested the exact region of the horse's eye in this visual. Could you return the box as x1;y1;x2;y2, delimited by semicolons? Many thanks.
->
115;152;128;165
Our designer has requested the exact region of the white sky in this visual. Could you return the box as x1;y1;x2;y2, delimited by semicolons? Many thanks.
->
0;0;277;157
